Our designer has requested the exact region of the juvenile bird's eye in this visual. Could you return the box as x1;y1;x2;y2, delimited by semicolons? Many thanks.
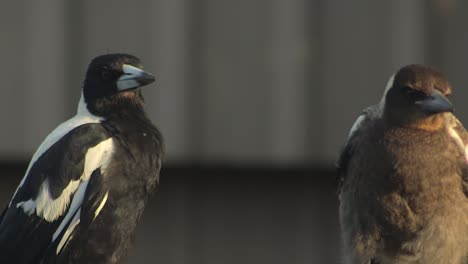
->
401;86;413;93
402;86;426;101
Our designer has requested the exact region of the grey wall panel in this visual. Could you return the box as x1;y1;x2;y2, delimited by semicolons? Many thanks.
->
1;0;467;165
22;1;68;156
268;0;321;164
199;0;275;163
198;0;320;165
0;2;26;158
0;1;67;159
321;0;429;161
145;0;194;162
443;1;468;125
322;0;393;161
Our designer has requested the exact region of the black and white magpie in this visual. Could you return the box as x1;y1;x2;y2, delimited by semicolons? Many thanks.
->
337;65;468;264
0;54;164;263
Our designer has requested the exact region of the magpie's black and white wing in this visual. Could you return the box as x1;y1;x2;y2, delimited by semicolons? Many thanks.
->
0;123;113;263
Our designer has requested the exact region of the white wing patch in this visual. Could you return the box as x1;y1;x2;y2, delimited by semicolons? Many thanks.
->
51;138;113;237
36;179;81;221
16;138;114;222
56;208;81;254
50;138;113;254
93;191;109;221
10;94;103;207
52;181;90;242
16;179;80;221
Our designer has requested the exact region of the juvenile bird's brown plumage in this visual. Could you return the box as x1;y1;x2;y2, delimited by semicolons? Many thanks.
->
337;64;468;264
392;64;452;95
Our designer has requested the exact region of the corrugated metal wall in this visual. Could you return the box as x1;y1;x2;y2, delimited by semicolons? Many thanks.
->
1;2;468;264
1;0;467;166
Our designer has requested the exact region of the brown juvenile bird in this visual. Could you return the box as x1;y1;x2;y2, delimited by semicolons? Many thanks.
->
337;64;468;264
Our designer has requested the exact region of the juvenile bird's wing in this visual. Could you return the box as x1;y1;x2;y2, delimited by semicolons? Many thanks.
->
446;114;468;197
337;107;373;192
0;124;113;263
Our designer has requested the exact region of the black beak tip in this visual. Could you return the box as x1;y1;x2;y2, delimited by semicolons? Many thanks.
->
137;73;156;86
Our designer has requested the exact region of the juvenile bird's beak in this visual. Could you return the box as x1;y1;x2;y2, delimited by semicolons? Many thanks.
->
415;89;453;114
117;64;155;91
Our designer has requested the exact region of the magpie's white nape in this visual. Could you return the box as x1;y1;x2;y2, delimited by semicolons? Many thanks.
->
0;53;164;263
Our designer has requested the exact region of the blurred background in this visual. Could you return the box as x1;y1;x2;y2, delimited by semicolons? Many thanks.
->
1;0;468;263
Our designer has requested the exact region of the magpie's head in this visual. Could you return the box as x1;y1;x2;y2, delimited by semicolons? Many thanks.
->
83;53;155;116
382;64;453;128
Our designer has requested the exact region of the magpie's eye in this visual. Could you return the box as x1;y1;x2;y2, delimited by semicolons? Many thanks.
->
102;71;111;80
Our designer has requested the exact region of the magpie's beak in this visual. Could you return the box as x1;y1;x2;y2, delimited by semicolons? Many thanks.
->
117;64;155;91
415;89;454;114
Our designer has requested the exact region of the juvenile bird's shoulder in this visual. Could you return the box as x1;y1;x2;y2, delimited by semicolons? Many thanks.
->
346;105;381;139
337;106;382;190
445;113;467;151
444;113;468;197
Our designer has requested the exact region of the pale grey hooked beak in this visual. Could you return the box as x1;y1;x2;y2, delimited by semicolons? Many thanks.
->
117;64;155;91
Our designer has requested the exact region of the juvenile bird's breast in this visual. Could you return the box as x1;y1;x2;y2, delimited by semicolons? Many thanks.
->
383;127;465;217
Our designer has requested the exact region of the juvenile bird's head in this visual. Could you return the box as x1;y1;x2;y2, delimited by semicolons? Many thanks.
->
382;64;453;130
82;53;155;116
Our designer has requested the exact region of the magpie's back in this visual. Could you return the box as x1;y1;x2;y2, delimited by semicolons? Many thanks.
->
0;54;164;264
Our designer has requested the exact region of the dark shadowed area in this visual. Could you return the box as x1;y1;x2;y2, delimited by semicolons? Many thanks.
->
1;163;340;264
